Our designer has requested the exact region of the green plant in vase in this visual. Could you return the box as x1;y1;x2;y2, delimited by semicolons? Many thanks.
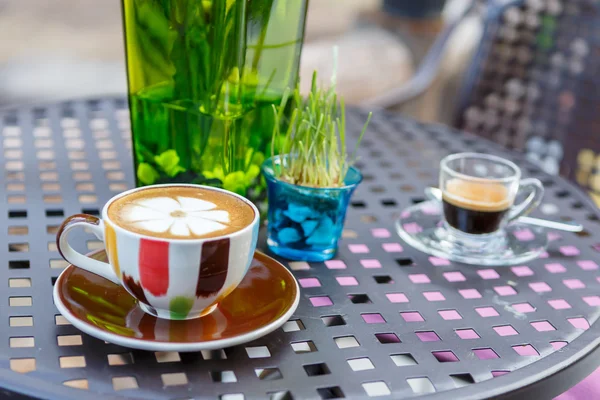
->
262;70;372;261
121;0;309;205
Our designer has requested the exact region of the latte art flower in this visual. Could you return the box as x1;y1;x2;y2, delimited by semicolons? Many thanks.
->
120;196;230;237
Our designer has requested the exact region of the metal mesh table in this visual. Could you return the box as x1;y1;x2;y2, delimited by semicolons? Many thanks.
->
0;97;599;399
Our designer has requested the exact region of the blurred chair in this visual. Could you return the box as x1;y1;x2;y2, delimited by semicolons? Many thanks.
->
364;0;600;203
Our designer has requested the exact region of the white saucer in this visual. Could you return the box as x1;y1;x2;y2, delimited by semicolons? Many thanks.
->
396;200;548;266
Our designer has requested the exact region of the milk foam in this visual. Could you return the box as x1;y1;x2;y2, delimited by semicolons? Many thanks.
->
119;195;231;237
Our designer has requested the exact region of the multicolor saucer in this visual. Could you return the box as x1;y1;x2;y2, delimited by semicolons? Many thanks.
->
396;200;548;266
53;250;299;352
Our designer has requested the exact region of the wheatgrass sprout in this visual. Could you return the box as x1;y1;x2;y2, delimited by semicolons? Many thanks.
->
270;71;372;187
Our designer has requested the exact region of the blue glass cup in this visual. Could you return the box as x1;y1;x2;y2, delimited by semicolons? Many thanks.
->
262;156;363;262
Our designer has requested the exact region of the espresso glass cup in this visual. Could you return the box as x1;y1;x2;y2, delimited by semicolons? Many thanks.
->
440;153;544;237
57;184;260;320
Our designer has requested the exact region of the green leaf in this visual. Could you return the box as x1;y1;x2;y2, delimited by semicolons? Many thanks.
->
245;164;260;183
227;66;241;84
167;165;186;177
154;149;179;169
154;149;185;177
203;165;226;182
250;151;265;167
223;171;247;195
137;163;160;185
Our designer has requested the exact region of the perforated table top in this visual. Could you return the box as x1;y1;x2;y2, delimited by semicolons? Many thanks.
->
0;97;599;399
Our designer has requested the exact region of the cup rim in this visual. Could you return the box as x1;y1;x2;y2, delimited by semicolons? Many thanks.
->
440;152;521;184
101;184;259;243
262;155;363;191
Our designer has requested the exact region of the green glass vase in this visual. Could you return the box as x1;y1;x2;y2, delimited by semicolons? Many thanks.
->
121;0;309;205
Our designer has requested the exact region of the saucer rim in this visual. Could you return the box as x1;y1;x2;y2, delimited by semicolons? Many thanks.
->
396;200;547;267
53;250;300;352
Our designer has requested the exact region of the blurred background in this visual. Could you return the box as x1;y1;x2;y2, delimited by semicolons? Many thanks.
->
3;0;599;202
1;1;600;395
0;0;477;125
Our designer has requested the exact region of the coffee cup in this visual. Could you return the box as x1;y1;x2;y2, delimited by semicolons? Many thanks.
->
57;184;260;320
440;153;544;236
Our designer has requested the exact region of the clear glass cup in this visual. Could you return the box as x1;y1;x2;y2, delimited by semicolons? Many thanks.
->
440;152;544;240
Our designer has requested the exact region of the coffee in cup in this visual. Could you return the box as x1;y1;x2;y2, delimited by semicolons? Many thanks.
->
440;153;544;237
107;186;255;239
442;180;512;234
57;184;260;320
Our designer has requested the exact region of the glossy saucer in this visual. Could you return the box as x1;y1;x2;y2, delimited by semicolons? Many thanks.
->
53;250;299;352
396;200;548;266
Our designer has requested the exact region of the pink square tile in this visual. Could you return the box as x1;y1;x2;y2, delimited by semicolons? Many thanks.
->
456;329;480;339
386;293;409;303
495;286;517;296
476;306;499;317
289;261;310;271
511;266;534;277
559;246;580;256
494;325;518;336
371;228;391;238
403;223;422;234
478;269;500;279
429;257;451;266
348;244;369;254
421;204;440;215
513;345;539;356
336;276;358;286
545;263;566;273
438;310;462;320
362;313;386;324
400;210;411;218
492;371;509;377
547;232;562;241
568;317;590;330
473;348;498;359
360;259;381;269
415;331;440;342
401;312;424;322
529;282;552;293
583;296;600;306
382;243;403;253
459;289;482;299
299;278;321;288
325;260;347;269
548;299;571;309
375;333;400;344
514;228;535;241
310;296;333;307
563;279;585;289
512;303;535;313
444;271;466;282
578;260;599;270
409;274;430;284
423;291;445;301
539;251;549;259
531;321;555;332
432;351;458;362
550;341;568;350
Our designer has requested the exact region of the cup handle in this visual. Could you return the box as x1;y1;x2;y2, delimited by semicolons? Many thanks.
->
507;178;545;223
57;214;120;284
